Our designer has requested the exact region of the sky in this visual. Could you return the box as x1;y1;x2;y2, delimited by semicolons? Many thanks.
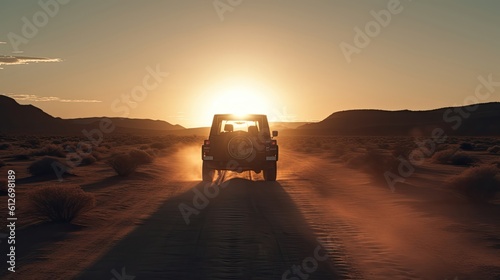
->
1;0;499;128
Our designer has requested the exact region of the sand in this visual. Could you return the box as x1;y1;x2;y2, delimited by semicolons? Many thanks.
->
0;145;499;279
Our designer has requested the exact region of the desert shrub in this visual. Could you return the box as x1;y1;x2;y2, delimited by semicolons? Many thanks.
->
488;146;500;154
473;144;489;151
450;153;477;166
345;150;397;181
449;166;500;203
492;161;500;169
107;154;138;176
80;155;97;166
28;157;71;177
378;143;390;150
101;143;112;149
33;144;66;158
14;154;31;161
129;149;154;164
22;138;41;148
0;143;10;150
29;185;95;223
331;145;347;157
91;151;102;161
150;142;168;150
0;179;7;196
0;159;5;168
436;144;450;152
432;149;477;166
93;146;109;154
392;143;416;158
459;142;474;151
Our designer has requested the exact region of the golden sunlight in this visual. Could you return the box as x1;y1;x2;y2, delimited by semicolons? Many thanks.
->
199;80;277;125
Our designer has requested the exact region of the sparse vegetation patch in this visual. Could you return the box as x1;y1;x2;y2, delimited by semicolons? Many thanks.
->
29;185;96;223
107;154;138;176
449;165;500;203
28;157;71;177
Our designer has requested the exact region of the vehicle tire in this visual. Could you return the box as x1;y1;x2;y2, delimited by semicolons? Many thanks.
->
202;162;214;182
263;162;277;181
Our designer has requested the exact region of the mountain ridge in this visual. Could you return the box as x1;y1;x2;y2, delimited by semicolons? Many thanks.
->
0;95;184;135
297;102;500;136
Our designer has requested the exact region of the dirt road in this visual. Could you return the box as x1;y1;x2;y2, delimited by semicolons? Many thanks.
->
2;148;500;279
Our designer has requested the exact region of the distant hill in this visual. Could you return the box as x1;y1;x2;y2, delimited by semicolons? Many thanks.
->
0;95;70;134
69;117;184;131
297;103;500;136
3;95;499;136
0;95;184;135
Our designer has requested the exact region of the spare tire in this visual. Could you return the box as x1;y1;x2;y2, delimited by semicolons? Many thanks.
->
227;135;253;160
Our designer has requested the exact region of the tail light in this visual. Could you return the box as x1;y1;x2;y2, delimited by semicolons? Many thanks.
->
271;140;277;146
204;140;210;145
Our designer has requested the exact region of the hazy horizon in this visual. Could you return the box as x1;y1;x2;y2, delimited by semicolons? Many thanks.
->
1;0;500;127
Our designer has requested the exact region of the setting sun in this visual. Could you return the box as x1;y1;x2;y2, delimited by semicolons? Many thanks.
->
198;80;278;126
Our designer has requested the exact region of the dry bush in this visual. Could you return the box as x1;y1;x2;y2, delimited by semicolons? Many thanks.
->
80;155;97;166
431;149;477;166
28;157;71;177
488;146;500;154
449;165;500;203
391;143;416;158
378;143;390;150
459;142;474;151
331;145;347;157
33;144;66;158
0;143;10;150
150;142;169;150
14;154;31;161
492;161;500;169
51;139;63;145
107;154;138;176
473;144;489;151
21;138;42;149
29;185;95;223
129;149;154;164
344;150;397;182
92;146;109;155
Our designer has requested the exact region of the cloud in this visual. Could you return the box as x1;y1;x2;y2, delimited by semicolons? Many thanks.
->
3;94;102;103
0;55;61;67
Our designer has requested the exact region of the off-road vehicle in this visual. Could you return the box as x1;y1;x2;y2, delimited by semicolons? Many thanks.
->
201;114;278;181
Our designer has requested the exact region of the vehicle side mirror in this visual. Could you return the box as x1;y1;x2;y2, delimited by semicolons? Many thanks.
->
272;130;278;137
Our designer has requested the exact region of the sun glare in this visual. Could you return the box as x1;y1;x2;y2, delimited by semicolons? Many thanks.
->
199;80;277;126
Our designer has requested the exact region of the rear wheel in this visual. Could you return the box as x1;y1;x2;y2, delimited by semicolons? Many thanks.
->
263;162;277;181
202;162;214;182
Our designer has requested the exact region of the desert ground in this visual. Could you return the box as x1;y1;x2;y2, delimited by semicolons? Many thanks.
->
0;135;499;279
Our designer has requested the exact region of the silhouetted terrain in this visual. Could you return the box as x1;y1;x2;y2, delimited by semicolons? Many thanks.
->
2;95;499;136
0;96;183;135
297;103;500;136
69;117;184;131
